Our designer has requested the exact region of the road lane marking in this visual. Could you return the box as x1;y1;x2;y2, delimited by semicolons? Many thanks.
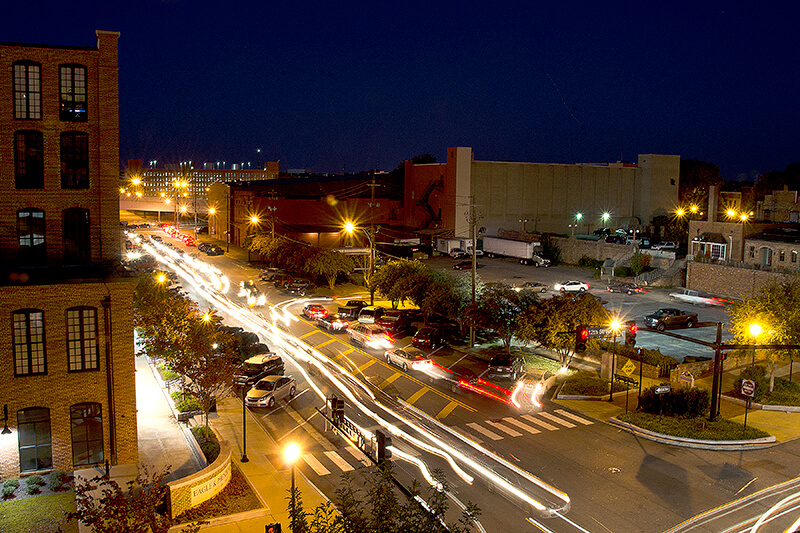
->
324;451;354;472
406;388;428;405
379;373;402;389
437;401;459;420
485;420;523;437
315;338;336;349
332;347;354;360
466;422;503;441
303;454;330;476
358;360;376;371
540;411;576;428
502;417;541;434
554;409;593;425
300;330;320;339
522;414;558;431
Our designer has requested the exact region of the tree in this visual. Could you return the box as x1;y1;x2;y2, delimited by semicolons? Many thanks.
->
311;249;355;290
66;465;203;533
728;279;800;391
517;293;608;368
629;251;650;276
463;283;535;354
372;260;427;308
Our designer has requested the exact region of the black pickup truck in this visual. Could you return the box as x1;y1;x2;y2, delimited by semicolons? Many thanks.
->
337;300;367;320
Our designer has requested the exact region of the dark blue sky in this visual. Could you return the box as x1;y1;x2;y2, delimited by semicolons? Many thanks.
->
5;1;798;179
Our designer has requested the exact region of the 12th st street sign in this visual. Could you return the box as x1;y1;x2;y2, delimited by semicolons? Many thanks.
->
741;379;756;397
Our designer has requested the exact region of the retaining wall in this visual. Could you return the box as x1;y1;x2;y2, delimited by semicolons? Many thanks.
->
167;441;232;519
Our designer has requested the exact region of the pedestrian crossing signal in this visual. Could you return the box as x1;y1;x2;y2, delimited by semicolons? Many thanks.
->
376;430;392;463
265;523;281;533
330;396;345;426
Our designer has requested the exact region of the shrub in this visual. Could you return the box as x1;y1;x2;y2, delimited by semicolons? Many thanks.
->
638;386;710;417
577;256;603;270
591;340;679;369
192;426;220;463
2;479;19;499
762;377;800;406
162;369;180;381
26;474;45;487
733;365;770;402
560;371;627;396
172;391;200;412
48;470;69;491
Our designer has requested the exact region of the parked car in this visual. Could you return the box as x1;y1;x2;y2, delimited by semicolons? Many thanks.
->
337;300;368;320
205;245;224;256
651;241;677;250
198;242;212;253
606;282;645;294
272;273;293;289
487;355;524;380
384;348;432;372
448;248;469;259
302;304;328;320
376;310;411;336
233;354;284;389
453;261;483;270
287;279;314;296
515;281;548;293
554;280;589;292
669;288;729;307
347;324;393;349
412;326;446;349
358;306;385;324
245;375;297;408
644;308;698;331
317;313;350;333
259;268;283;282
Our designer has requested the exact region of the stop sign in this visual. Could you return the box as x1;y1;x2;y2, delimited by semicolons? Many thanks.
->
741;379;756;397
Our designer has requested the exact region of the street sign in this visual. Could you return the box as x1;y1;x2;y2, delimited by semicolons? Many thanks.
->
679;371;695;387
655;385;671;395
621;360;636;377
587;326;611;338
741;379;756;397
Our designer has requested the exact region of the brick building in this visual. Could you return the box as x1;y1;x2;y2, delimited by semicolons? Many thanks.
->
0;31;138;478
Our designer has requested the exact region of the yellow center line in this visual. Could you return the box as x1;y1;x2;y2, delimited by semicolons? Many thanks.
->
406;388;428;405
379;373;402;389
300;330;321;339
315;338;336;348
358;360;376;372
331;347;354;360
437;401;458;420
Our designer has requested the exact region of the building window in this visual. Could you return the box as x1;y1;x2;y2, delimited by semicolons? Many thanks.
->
17;209;46;266
749;246;755;259
793;251;798;264
67;307;99;371
60;64;87;122
13;62;41;119
13;309;46;376
63;208;91;265
60;132;89;189
70;403;103;466
18;407;52;472
780;250;786;262
14;130;44;189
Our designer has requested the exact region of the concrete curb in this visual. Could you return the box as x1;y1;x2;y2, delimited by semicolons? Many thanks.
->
721;394;800;412
608;417;778;451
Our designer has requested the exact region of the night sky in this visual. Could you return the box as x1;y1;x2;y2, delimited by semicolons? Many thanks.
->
5;1;798;179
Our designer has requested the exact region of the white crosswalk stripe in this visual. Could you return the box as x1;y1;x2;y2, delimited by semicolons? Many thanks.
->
324;450;354;472
303;453;331;476
521;414;559;431
555;409;593;425
345;446;371;467
502;417;541;434
466;422;504;440
485;420;523;437
539;411;576;428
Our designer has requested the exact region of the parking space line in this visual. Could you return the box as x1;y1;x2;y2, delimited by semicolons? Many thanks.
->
315;338;336;348
379;373;402;389
406;388;428;405
437;401;459;420
332;348;354;360
300;330;320;339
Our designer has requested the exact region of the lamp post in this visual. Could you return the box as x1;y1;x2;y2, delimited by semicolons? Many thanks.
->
247;215;260;262
240;386;249;462
285;443;301;533
344;221;376;305
609;319;622;402
749;323;762;368
208;207;216;237
519;218;529;233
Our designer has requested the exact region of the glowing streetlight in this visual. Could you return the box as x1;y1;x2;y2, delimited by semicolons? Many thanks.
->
343;220;376;304
690;205;699;214
609;319;623;402
157;273;166;283
208;207;216;215
739;213;749;222
285;443;301;532
249;215;260;225
726;208;736;219
749;323;762;368
675;208;686;218
602;212;611;224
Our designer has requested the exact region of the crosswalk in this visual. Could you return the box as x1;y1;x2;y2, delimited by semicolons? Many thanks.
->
299;409;594;477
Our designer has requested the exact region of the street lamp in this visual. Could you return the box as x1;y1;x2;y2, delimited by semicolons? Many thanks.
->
247;215;260;262
208;207;216;237
343;220;376;305
602;212;611;227
609;319;622;402
285;442;301;533
749;323;762;368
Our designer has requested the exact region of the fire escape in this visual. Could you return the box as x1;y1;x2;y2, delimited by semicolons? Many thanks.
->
416;178;443;229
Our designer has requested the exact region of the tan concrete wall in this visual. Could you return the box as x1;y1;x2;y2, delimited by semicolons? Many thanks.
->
686;261;794;300
168;444;233;519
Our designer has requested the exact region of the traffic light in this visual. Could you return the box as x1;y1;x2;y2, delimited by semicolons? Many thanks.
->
376;430;392;463
625;321;637;347
330;396;345;426
265;523;282;533
575;325;589;353
636;348;644;358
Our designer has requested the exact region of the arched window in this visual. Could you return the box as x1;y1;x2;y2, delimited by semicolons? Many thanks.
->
67;306;99;371
60;132;89;189
12;308;47;376
14;130;44;189
59;64;87;122
17;208;46;266
17;407;52;472
13;61;41;119
70;403;103;466
63;207;91;265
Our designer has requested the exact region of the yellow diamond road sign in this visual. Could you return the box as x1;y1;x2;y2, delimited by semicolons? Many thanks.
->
621;360;636;376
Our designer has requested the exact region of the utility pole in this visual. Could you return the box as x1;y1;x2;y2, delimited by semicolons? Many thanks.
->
466;197;482;347
367;178;380;306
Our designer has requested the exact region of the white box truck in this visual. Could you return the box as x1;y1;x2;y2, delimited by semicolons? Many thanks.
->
483;236;550;266
436;237;477;258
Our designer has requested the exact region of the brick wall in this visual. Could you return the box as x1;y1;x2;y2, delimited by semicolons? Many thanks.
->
686;261;792;300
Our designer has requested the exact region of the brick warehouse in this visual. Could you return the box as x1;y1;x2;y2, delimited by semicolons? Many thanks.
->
0;31;138;478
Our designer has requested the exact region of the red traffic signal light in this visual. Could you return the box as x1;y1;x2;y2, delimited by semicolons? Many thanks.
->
625;320;637;347
575;325;588;352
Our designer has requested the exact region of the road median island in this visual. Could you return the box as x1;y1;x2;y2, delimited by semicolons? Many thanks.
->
609;416;776;451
